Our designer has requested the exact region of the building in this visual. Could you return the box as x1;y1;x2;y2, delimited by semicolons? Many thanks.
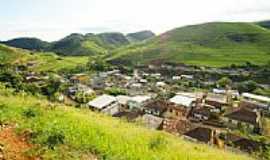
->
224;133;265;153
141;114;164;130
116;95;132;107
242;93;270;110
169;95;197;108
222;108;261;133
144;101;168;117
128;95;151;110
88;95;118;112
192;107;212;121
204;93;228;110
70;73;89;84
183;127;216;144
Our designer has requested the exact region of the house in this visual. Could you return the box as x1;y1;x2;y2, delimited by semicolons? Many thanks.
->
224;133;265;153
70;73;89;84
222;108;261;133
156;82;166;87
144;101;167;117
68;84;94;98
240;100;269;111
169;95;197;108
242;93;270;110
128;95;151;110
191;107;212;121
88;95;118;112
180;75;194;80
141;114;164;130
116;95;132;107
162;119;195;135
204;93;228;110
183;127;216;144
172;76;181;80
212;89;240;100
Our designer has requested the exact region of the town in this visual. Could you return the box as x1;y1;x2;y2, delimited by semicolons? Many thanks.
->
4;59;269;156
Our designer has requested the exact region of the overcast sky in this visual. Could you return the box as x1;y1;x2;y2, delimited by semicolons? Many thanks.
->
1;0;270;41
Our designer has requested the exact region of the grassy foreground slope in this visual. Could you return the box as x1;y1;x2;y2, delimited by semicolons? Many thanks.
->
0;85;253;160
0;44;88;72
110;22;270;67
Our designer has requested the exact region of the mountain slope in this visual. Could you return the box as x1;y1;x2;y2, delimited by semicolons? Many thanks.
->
126;30;155;42
1;37;50;51
110;22;270;67
257;20;270;30
1;30;154;56
0;44;88;72
0;85;253;160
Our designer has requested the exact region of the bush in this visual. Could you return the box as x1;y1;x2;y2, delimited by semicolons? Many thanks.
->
46;131;65;150
22;108;37;118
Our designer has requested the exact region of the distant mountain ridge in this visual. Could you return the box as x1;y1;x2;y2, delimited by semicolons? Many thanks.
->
109;21;270;67
126;30;155;42
0;30;155;56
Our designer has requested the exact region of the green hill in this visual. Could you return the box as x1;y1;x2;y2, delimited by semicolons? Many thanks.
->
0;85;253;160
1;31;155;57
0;44;88;72
1;37;50;51
126;30;155;42
257;20;270;30
109;22;270;67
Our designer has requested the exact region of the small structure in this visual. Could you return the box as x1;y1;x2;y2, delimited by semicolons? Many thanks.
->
192;107;212;121
222;108;261;133
169;95;197;108
180;75;194;80
242;93;270;110
204;93;228;110
116;95;132;107
224;134;264;153
144;101;167;117
70;73;89;84
88;95;117;112
172;76;181;80
156;82;166;87
184;127;215;144
141;114;164;129
128;95;151;110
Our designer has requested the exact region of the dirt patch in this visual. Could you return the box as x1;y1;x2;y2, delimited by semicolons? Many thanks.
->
0;125;38;160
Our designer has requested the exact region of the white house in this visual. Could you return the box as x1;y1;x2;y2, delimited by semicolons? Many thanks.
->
169;95;197;108
88;95;117;111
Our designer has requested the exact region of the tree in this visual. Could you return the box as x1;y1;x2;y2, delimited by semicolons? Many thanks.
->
87;56;109;72
237;80;258;93
217;77;232;88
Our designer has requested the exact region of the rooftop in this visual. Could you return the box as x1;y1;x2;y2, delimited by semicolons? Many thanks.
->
242;93;270;103
88;95;116;109
184;127;212;143
169;95;196;107
131;95;151;103
224;108;259;125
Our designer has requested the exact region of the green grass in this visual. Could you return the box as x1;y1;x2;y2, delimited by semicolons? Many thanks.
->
110;22;270;67
0;85;253;160
0;44;88;72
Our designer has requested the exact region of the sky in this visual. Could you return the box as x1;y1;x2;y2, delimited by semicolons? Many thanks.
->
1;0;270;41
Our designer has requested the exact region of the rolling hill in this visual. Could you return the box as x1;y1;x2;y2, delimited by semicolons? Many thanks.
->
126;30;155;42
1;37;50;51
0;44;88;72
109;22;270;67
1;31;155;56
